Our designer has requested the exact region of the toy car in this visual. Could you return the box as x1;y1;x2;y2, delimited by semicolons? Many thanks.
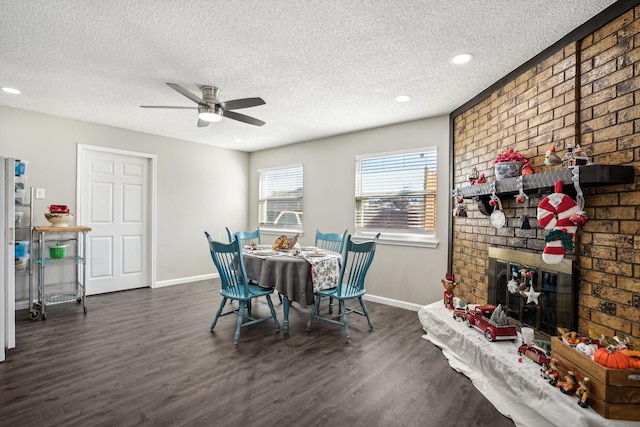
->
465;304;518;342
453;306;467;321
518;343;551;365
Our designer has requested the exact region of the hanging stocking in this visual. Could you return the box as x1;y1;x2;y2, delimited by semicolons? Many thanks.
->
537;180;580;264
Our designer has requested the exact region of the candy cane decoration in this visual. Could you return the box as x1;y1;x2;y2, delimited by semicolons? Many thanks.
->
537;180;580;264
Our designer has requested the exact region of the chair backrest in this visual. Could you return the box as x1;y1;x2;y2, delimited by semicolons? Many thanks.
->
226;227;261;246
315;229;348;255
337;233;380;297
205;231;250;299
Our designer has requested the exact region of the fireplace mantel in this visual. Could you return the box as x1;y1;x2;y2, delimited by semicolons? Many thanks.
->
454;164;634;215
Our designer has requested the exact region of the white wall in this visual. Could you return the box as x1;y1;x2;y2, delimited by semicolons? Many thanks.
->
0;106;249;302
249;115;450;309
0;106;450;310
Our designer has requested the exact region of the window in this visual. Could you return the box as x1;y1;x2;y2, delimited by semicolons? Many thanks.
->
259;165;303;232
355;147;437;244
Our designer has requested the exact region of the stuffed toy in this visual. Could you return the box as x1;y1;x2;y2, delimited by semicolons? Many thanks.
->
536;180;587;264
441;273;457;309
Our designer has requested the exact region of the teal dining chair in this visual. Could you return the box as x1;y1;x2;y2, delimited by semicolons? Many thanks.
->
306;233;380;342
205;231;279;344
226;227;261;246
314;229;348;313
314;229;348;255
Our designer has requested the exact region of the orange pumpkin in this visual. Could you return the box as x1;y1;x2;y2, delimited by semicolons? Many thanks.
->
622;350;640;370
628;357;640;370
594;347;629;369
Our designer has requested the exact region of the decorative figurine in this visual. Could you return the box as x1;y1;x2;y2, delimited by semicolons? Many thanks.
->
574;145;589;166
452;297;467;321
507;278;520;294
442;273;457;309
470;173;486;185
452;196;467;217
544;145;562;166
548;358;560;386
561;145;576;169
489;303;508;326
464;304;518;341
540;362;550;380
507;266;520;294
521;161;535;175
576;377;590;408
468;166;479;183
558;370;577;395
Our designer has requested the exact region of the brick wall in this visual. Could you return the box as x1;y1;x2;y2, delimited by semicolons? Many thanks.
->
452;7;640;339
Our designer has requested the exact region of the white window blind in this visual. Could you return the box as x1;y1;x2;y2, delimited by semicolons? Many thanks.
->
258;165;303;232
355;148;437;237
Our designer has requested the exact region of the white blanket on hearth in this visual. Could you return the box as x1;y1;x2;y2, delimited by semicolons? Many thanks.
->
418;302;639;427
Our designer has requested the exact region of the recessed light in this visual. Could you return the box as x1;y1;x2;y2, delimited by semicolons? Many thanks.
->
451;53;473;65
395;95;411;103
2;87;21;94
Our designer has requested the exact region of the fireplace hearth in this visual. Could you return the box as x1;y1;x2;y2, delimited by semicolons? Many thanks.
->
487;247;578;336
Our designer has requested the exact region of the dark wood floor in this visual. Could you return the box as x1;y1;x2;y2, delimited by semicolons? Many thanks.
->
0;280;514;427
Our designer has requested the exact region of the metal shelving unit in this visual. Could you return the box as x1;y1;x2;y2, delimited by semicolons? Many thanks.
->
33;225;91;320
15;187;36;320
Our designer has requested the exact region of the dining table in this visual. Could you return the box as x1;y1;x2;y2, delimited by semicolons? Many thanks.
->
242;246;342;332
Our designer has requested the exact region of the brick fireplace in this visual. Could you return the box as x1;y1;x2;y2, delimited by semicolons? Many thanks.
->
450;3;640;341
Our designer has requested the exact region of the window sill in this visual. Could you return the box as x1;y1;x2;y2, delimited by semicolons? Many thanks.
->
353;232;439;249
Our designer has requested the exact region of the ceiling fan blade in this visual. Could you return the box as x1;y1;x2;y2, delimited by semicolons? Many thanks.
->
223;110;265;126
197;119;210;127
218;97;266;110
166;83;210;107
140;106;197;109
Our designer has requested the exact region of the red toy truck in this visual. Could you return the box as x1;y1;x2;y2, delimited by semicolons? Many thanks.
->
465;305;518;342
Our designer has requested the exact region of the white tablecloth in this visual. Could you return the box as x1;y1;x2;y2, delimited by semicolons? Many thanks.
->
418;302;640;427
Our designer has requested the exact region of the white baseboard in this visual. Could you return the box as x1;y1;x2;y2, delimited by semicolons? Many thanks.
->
154;278;424;312
154;273;218;288
363;294;423;312
16;300;29;311
15;278;422;314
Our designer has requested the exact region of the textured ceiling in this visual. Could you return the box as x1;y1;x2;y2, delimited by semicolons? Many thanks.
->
0;0;618;152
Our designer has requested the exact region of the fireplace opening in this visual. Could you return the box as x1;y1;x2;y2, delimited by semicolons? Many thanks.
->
487;247;578;336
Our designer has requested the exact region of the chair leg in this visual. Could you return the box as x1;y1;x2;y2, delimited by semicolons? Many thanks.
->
328;296;334;314
306;294;322;331
339;300;351;343
234;301;246;344
265;295;281;331
358;296;373;329
211;297;227;330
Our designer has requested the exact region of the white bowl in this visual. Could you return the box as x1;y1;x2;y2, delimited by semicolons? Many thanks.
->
44;212;73;227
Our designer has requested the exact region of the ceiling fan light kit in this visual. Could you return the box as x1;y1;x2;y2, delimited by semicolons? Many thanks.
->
141;83;265;127
198;107;223;122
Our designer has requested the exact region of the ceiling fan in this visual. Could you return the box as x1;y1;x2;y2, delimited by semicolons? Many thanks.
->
141;83;265;127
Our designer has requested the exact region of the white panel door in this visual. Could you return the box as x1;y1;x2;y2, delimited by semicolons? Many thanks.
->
79;148;151;295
